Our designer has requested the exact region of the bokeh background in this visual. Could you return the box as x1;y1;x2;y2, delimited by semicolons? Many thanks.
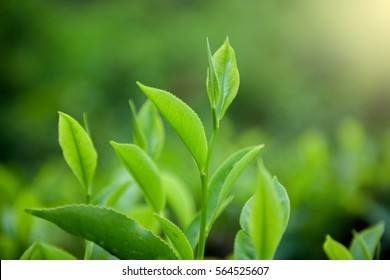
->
1;0;390;259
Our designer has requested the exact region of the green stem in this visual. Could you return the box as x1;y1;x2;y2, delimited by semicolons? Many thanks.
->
84;185;93;260
196;121;218;260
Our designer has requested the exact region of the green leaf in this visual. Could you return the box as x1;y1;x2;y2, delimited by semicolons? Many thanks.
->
212;37;240;120
184;196;233;251
207;145;263;230
129;100;147;151
20;241;77;260
137;100;165;160
129;205;160;234
162;172;195;228
206;38;220;111
137;82;208;170
250;163;290;259
110;142;164;213
234;197;256;260
26;205;177;260
234;230;256;260
154;214;193;260
184;214;201;250
58;112;97;190
323;235;354;260
349;222;385;260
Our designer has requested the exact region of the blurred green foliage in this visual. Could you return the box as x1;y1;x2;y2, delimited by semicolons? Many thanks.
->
1;0;390;259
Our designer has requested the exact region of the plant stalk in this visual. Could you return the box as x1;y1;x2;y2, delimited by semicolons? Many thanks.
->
84;185;93;260
196;119;218;260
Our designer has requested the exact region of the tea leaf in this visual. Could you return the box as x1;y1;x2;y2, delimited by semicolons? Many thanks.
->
206;38;220;111
137;82;208;170
207;145;263;229
212;37;240;120
58;112;97;190
129;100;147;151
26;205;177;260
234;230;256;260
250;164;290;259
162;172;195;228
323;235;354;260
20;241;77;260
154;214;193;260
349;222;384;260
137;100;165;160
184;214;200;250
129;205;159;233
234;197;256;260
110;142;164;213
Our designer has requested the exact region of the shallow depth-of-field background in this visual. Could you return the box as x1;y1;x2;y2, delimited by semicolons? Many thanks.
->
1;0;390;259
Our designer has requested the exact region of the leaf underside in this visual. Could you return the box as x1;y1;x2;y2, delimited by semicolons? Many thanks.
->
26;205;177;260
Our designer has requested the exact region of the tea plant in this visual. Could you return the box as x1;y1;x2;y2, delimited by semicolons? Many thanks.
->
323;222;384;260
24;38;290;260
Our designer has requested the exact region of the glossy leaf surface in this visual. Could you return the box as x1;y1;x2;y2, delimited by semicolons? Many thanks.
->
154;214;193;260
26;205;177;260
323;235;354;260
250;164;290;259
137;82;208;170
20;241;77;260
110;142;164;213
58;112;97;190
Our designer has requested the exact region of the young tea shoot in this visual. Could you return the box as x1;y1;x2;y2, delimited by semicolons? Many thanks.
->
25;38;290;260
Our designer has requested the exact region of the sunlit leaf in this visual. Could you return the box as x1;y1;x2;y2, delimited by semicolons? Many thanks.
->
137;82;208;170
26;205;177;260
349;222;384;260
110;142;164;213
20;241;77;260
323;235;354;260
154;214;193;260
212;37;240;120
207;145;263;229
250;163;290;259
58;112;97;190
